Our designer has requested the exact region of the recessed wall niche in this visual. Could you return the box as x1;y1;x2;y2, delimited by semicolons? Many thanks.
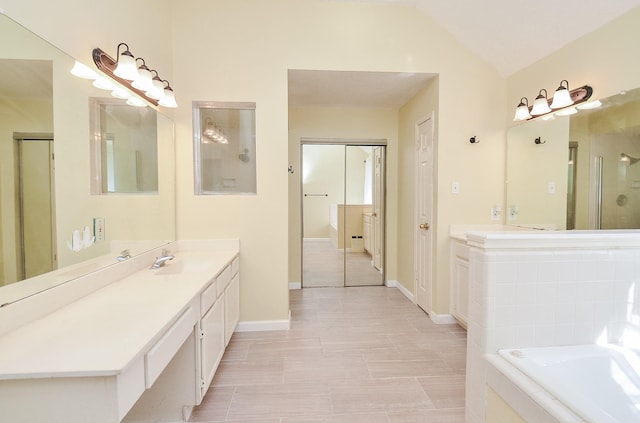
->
193;101;257;195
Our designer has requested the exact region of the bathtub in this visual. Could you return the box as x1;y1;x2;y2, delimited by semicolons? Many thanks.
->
499;344;640;423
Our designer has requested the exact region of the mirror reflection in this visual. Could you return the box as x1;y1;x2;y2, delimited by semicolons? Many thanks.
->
193;102;257;195
507;87;640;230
0;14;175;304
90;98;159;194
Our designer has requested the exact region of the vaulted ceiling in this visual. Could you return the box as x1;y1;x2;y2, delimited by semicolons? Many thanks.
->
337;0;640;77
289;1;640;108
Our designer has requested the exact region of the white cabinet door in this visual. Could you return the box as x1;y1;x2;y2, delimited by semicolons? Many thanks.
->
200;297;224;398
224;274;239;346
453;257;469;326
450;240;470;327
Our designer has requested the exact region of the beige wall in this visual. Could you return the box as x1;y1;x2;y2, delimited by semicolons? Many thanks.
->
5;0;506;321
4;0;507;321
398;71;506;314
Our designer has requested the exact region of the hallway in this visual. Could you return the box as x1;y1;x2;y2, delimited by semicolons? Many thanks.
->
190;286;467;422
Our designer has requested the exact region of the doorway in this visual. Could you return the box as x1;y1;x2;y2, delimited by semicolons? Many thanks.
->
15;134;56;281
301;141;385;288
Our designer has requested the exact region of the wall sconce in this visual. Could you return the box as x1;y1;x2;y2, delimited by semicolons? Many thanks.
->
203;118;229;144
69;43;178;108
469;136;480;144
534;137;546;145
513;81;593;122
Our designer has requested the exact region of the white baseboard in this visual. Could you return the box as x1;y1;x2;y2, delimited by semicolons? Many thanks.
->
235;310;291;332
289;281;301;290
429;312;457;324
389;280;455;325
389;280;416;303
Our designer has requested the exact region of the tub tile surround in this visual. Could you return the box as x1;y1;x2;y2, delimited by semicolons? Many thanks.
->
463;229;640;423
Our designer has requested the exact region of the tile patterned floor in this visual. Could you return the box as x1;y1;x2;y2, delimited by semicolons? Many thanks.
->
303;239;383;287
190;286;467;422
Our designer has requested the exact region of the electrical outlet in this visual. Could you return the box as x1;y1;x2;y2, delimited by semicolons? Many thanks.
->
548;181;556;194
490;206;501;221
508;205;519;221
94;217;105;242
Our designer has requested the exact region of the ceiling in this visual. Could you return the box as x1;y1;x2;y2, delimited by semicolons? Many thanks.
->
337;0;640;77
289;0;640;108
288;70;435;108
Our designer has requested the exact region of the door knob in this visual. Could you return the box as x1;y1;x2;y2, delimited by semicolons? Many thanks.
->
419;223;430;230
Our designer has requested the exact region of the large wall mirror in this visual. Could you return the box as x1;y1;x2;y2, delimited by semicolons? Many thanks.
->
507;87;640;230
0;14;176;305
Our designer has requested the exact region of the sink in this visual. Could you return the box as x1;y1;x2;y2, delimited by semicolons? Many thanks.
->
152;257;212;275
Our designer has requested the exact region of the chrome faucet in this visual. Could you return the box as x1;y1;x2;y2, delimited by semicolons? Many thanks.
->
150;249;175;269
116;249;131;262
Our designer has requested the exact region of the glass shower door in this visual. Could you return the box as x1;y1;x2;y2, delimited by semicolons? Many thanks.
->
590;129;640;229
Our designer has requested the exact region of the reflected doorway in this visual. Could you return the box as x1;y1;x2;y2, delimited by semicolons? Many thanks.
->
301;141;385;287
15;134;56;282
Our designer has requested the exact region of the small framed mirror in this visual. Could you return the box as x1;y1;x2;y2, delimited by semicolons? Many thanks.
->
193;101;257;195
89;97;159;194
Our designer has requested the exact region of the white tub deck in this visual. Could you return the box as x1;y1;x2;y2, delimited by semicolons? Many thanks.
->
499;344;640;423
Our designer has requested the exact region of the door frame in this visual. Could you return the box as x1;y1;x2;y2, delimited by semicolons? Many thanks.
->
14;133;57;280
413;114;435;314
300;138;387;288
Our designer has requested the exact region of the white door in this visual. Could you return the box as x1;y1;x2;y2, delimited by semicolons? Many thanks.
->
415;115;434;314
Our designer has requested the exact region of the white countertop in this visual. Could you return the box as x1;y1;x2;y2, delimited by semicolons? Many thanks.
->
0;249;237;380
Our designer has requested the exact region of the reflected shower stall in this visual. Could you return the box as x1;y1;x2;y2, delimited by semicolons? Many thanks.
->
301;142;385;287
590;130;640;229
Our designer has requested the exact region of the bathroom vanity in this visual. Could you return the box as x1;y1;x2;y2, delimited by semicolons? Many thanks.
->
0;239;239;423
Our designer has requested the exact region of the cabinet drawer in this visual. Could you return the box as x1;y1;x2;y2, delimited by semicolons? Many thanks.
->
216;265;232;297
231;256;239;277
200;279;218;316
145;304;198;388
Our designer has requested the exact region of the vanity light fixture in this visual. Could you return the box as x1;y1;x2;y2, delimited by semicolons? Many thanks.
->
555;106;577;116
131;58;154;92
70;61;98;79
159;80;178;108
87;43;178;108
530;89;552;116
112;43;139;81
513;83;593;122
550;80;574;109
620;153;640;166
534;137;546;145
203;118;229;144
513;97;532;121
576;99;602;110
469;136;480;144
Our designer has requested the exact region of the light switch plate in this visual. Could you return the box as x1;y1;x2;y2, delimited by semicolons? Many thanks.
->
452;182;460;194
